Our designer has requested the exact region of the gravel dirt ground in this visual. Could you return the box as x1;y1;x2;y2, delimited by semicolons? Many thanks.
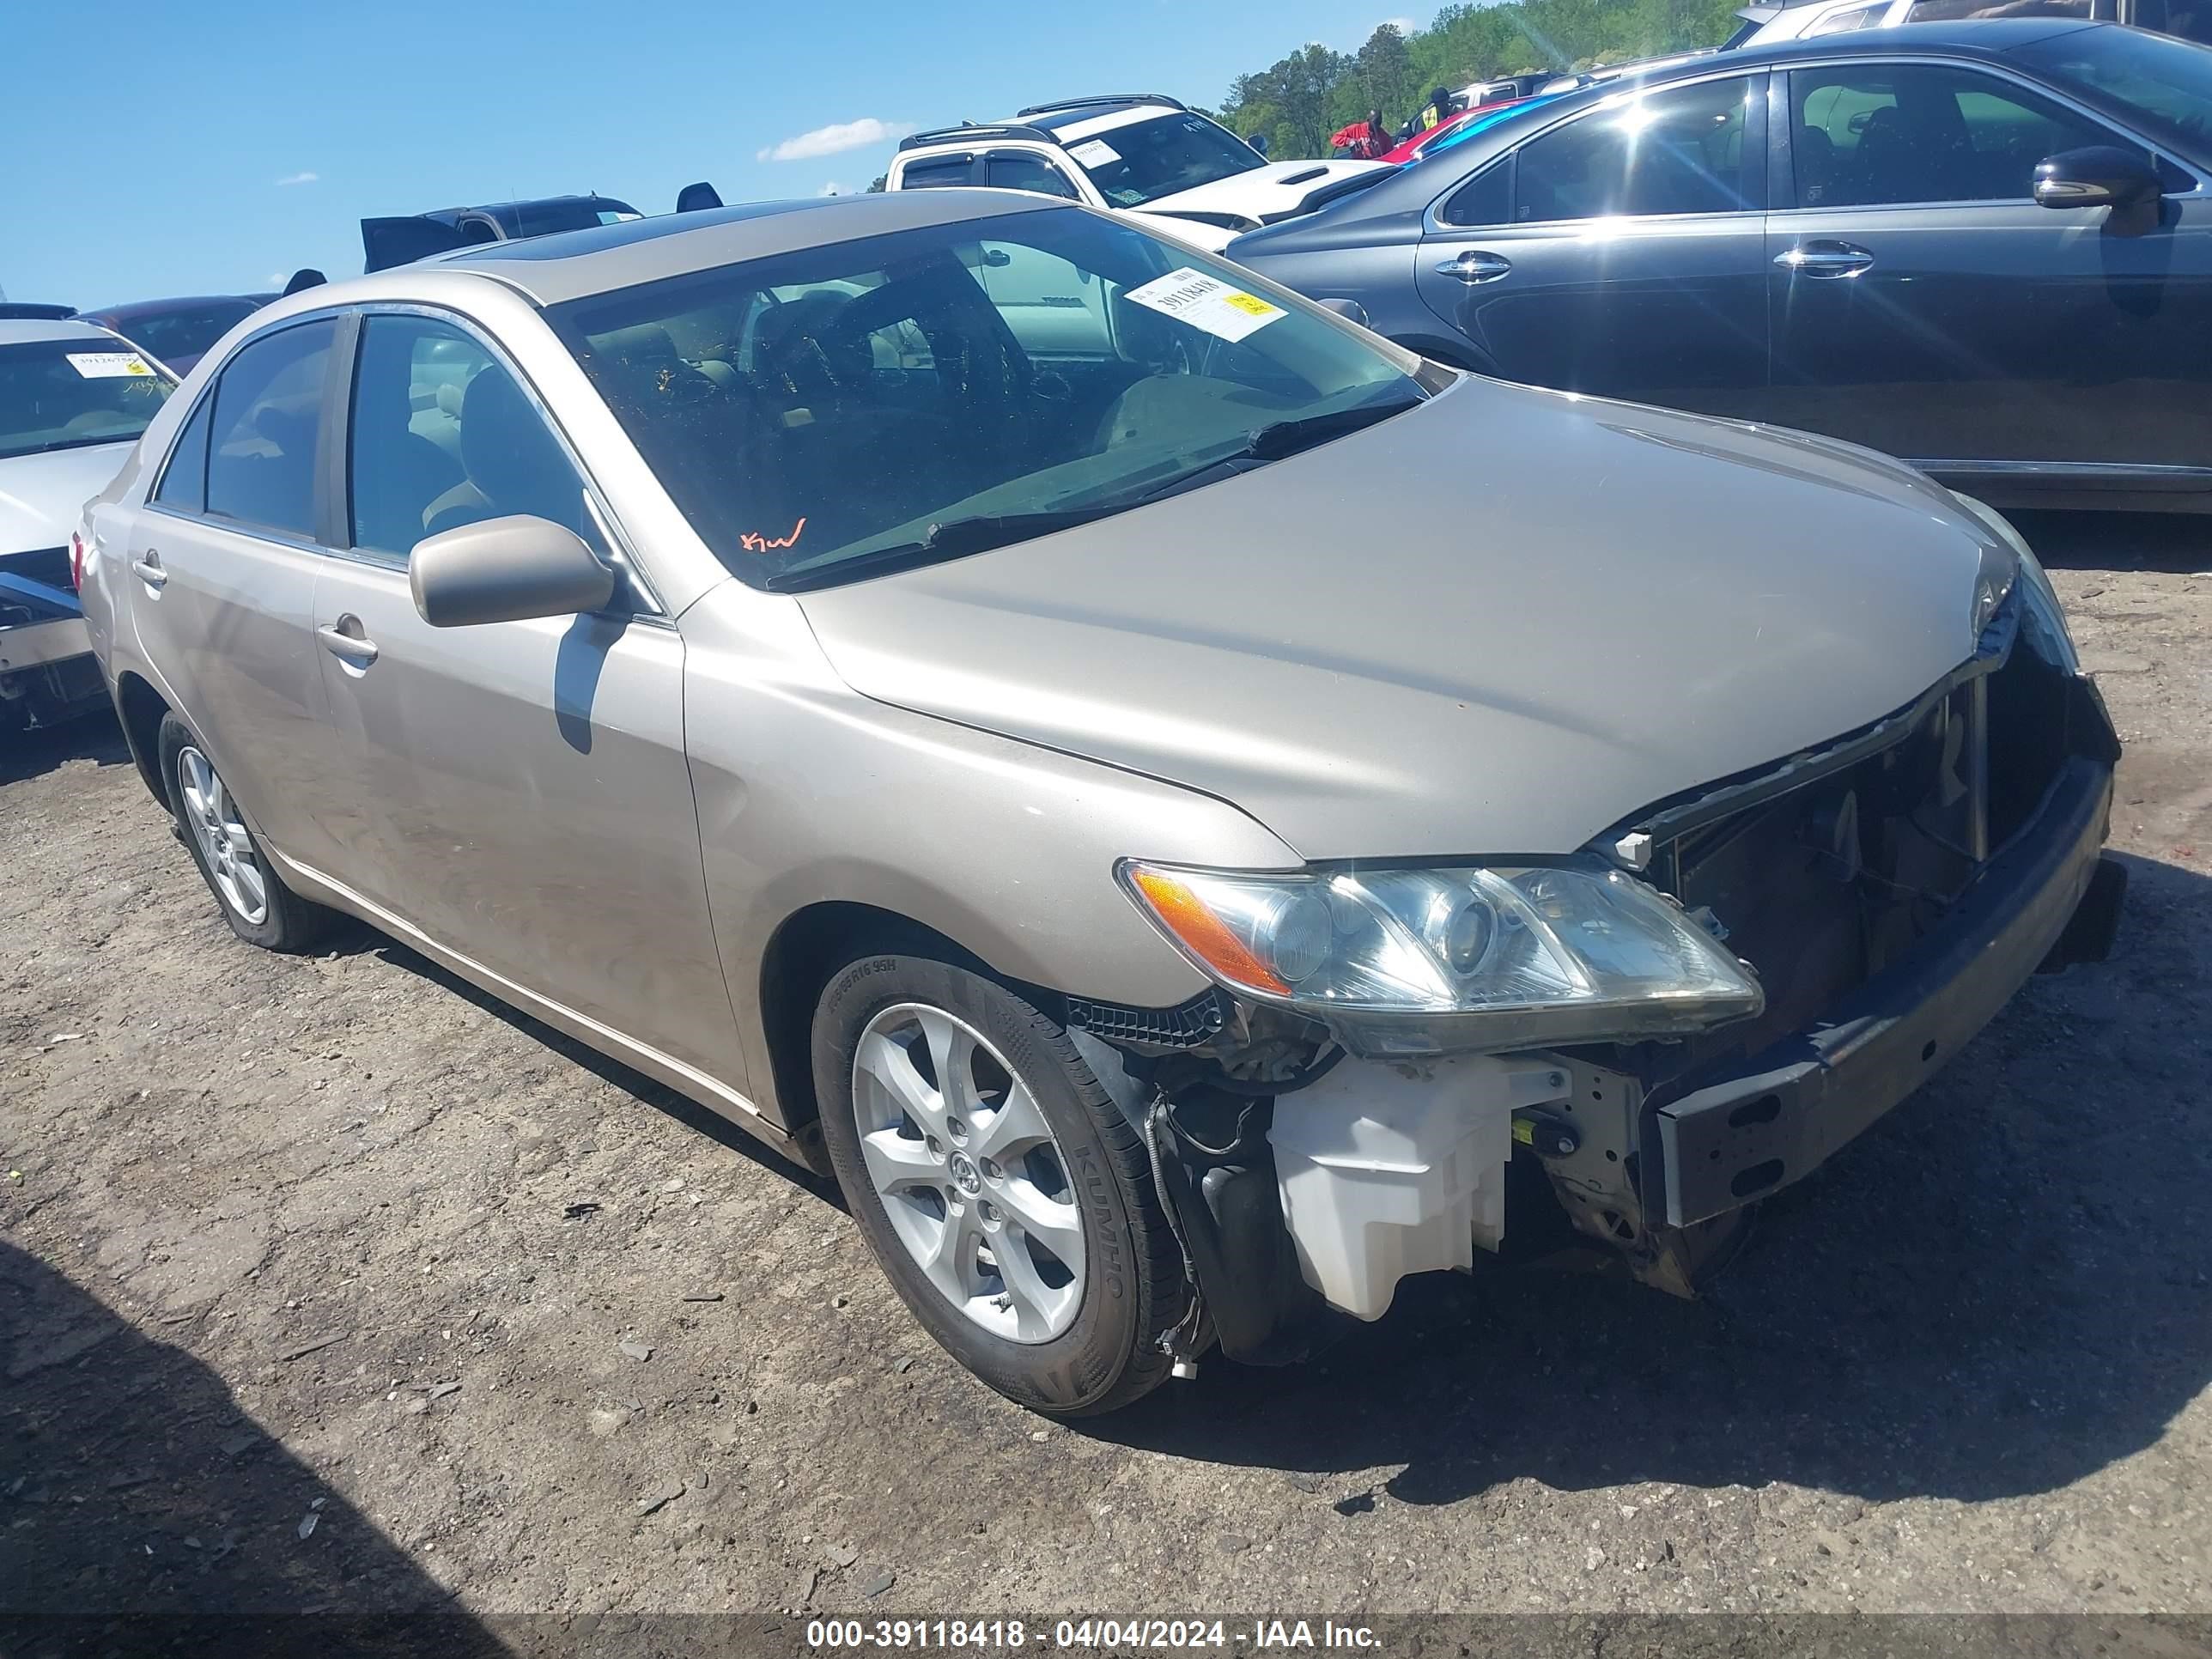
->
3;513;2209;1640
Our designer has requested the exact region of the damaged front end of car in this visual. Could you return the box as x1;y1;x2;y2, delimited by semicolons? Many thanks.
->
1071;530;2125;1375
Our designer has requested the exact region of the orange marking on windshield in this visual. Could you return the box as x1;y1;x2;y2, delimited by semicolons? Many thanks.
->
740;517;806;553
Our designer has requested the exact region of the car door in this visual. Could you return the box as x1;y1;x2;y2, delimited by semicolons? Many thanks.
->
124;317;347;869
1414;71;1771;417
1765;56;2212;473
309;308;744;1087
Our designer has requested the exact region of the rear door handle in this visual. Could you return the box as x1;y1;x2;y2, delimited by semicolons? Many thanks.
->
316;620;379;665
1773;240;1875;278
130;551;167;589
1435;249;1514;284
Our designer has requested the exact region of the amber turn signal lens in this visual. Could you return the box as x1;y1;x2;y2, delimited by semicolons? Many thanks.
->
1127;866;1290;994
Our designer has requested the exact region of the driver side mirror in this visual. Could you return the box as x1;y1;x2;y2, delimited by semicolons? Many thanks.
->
2034;146;2163;232
410;514;616;628
1249;131;1272;156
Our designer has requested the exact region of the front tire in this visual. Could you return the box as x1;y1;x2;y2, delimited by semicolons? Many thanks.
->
158;714;337;952
812;951;1188;1416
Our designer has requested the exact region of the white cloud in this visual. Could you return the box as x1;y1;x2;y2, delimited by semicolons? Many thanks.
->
1377;16;1419;34
266;271;287;288
274;171;319;187
757;118;904;163
816;180;849;197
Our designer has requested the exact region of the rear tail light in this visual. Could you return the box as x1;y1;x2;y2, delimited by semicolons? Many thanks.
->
70;532;87;592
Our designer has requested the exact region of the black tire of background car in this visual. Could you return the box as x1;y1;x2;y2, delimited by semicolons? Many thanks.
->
156;713;341;953
811;951;1189;1416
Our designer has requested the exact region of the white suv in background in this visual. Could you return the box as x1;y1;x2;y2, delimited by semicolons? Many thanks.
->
885;94;1387;253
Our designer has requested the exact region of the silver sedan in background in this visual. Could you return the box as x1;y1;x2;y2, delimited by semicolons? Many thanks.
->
82;191;2120;1413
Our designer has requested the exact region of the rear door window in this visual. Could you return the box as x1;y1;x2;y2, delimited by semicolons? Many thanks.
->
204;320;336;539
1514;76;1759;222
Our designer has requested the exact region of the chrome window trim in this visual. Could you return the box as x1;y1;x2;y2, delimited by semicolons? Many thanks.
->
142;500;331;560
344;301;672;620
1771;51;2209;212
1424;66;1769;234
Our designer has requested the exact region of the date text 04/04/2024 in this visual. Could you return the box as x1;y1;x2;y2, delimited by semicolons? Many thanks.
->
803;1619;1382;1650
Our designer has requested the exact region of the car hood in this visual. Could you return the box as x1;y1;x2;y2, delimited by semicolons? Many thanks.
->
795;380;2006;861
1134;160;1387;227
0;441;134;556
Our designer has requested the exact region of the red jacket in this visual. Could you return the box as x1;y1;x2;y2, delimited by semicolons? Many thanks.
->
1328;120;1390;160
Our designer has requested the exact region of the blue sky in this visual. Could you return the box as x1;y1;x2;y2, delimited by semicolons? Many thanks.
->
6;0;1414;307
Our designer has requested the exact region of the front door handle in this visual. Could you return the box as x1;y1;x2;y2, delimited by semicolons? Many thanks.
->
1435;249;1514;284
130;551;167;589
316;619;379;665
1773;240;1875;279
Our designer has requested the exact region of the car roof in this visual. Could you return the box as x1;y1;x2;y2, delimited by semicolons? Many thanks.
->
1672;14;2099;71
303;191;1067;311
0;318;129;348
79;295;264;323
902;95;1188;152
1018;97;1177;132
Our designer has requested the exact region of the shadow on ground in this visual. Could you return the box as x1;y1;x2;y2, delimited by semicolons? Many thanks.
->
2012;510;2212;573
1088;851;2212;1508
0;714;128;787
0;1239;507;1656
332;930;841;1207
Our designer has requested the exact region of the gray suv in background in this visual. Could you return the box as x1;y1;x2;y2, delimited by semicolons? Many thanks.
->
82;191;2121;1414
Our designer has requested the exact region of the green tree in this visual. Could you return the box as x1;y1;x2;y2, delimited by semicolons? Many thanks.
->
1352;24;1420;131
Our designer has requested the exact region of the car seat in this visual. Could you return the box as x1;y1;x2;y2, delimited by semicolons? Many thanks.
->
422;367;587;538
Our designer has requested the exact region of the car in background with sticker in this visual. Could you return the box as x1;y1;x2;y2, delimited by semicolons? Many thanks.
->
886;94;1389;252
82;188;2121;1419
2;319;174;735
76;294;279;377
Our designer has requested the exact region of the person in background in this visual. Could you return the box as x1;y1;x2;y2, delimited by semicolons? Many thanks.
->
1328;109;1393;160
1401;85;1459;140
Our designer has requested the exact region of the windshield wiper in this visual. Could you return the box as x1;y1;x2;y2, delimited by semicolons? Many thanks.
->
27;434;139;457
763;507;1120;593
1241;395;1423;461
1115;395;1427;507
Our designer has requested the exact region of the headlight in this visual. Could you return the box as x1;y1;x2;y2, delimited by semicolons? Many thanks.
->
1953;491;2078;673
1118;858;1764;1052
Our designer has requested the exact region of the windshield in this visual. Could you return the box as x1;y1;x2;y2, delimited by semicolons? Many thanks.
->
551;207;1422;590
103;301;258;368
1064;112;1267;206
0;339;175;461
498;198;643;238
2016;27;2212;153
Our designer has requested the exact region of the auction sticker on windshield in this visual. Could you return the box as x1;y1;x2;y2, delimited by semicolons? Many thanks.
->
1124;268;1285;343
1067;138;1121;167
66;353;157;380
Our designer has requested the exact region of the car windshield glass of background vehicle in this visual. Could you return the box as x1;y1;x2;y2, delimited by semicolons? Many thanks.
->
0;339;173;460
2016;25;2212;155
551;208;1421;590
1068;114;1267;206
112;301;259;368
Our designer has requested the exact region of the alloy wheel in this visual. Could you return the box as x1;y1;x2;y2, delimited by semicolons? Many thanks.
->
176;745;268;926
850;1002;1086;1343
